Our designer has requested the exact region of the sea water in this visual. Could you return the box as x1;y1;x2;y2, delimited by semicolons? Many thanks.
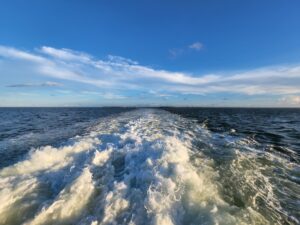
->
0;108;299;225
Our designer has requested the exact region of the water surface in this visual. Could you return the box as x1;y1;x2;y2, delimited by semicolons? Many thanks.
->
0;108;299;225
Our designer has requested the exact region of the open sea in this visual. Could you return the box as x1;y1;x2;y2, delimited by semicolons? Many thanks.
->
0;107;299;225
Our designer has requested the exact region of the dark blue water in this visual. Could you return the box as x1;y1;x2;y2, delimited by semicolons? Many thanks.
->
0;108;299;225
0;107;134;168
163;108;300;163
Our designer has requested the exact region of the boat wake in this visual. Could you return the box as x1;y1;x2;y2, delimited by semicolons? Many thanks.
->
0;109;298;225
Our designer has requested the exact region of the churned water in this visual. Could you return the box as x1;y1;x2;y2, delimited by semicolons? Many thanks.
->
0;108;299;225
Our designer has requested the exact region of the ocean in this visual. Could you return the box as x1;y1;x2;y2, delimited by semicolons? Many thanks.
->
0;107;299;225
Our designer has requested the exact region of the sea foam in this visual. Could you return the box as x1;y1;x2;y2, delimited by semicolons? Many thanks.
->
0;109;297;225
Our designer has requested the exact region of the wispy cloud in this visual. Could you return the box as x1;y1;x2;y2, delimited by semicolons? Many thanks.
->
6;81;62;88
169;41;204;58
102;93;127;100
169;48;185;58
189;42;203;51
1;45;300;100
81;91;127;99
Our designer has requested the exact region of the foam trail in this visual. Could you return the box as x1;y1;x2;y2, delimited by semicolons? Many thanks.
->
0;109;298;225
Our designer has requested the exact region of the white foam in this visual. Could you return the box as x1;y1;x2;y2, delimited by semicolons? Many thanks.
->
26;168;95;225
0;109;290;225
1;137;99;176
0;176;39;224
92;147;113;166
100;182;129;225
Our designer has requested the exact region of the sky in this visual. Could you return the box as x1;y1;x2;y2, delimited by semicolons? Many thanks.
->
0;0;300;107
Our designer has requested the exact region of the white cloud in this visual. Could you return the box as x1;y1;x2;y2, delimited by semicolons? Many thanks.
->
102;93;127;100
1;45;300;98
0;45;45;63
189;42;203;51
40;46;92;62
56;90;72;94
81;91;127;99
169;41;204;58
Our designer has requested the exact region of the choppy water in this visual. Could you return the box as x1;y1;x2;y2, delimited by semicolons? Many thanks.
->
0;108;299;225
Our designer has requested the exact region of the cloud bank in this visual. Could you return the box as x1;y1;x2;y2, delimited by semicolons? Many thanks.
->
0;45;300;101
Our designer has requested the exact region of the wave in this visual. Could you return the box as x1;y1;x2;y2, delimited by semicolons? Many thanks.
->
0;109;298;225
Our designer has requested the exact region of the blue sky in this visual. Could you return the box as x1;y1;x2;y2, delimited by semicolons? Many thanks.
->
0;0;300;107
